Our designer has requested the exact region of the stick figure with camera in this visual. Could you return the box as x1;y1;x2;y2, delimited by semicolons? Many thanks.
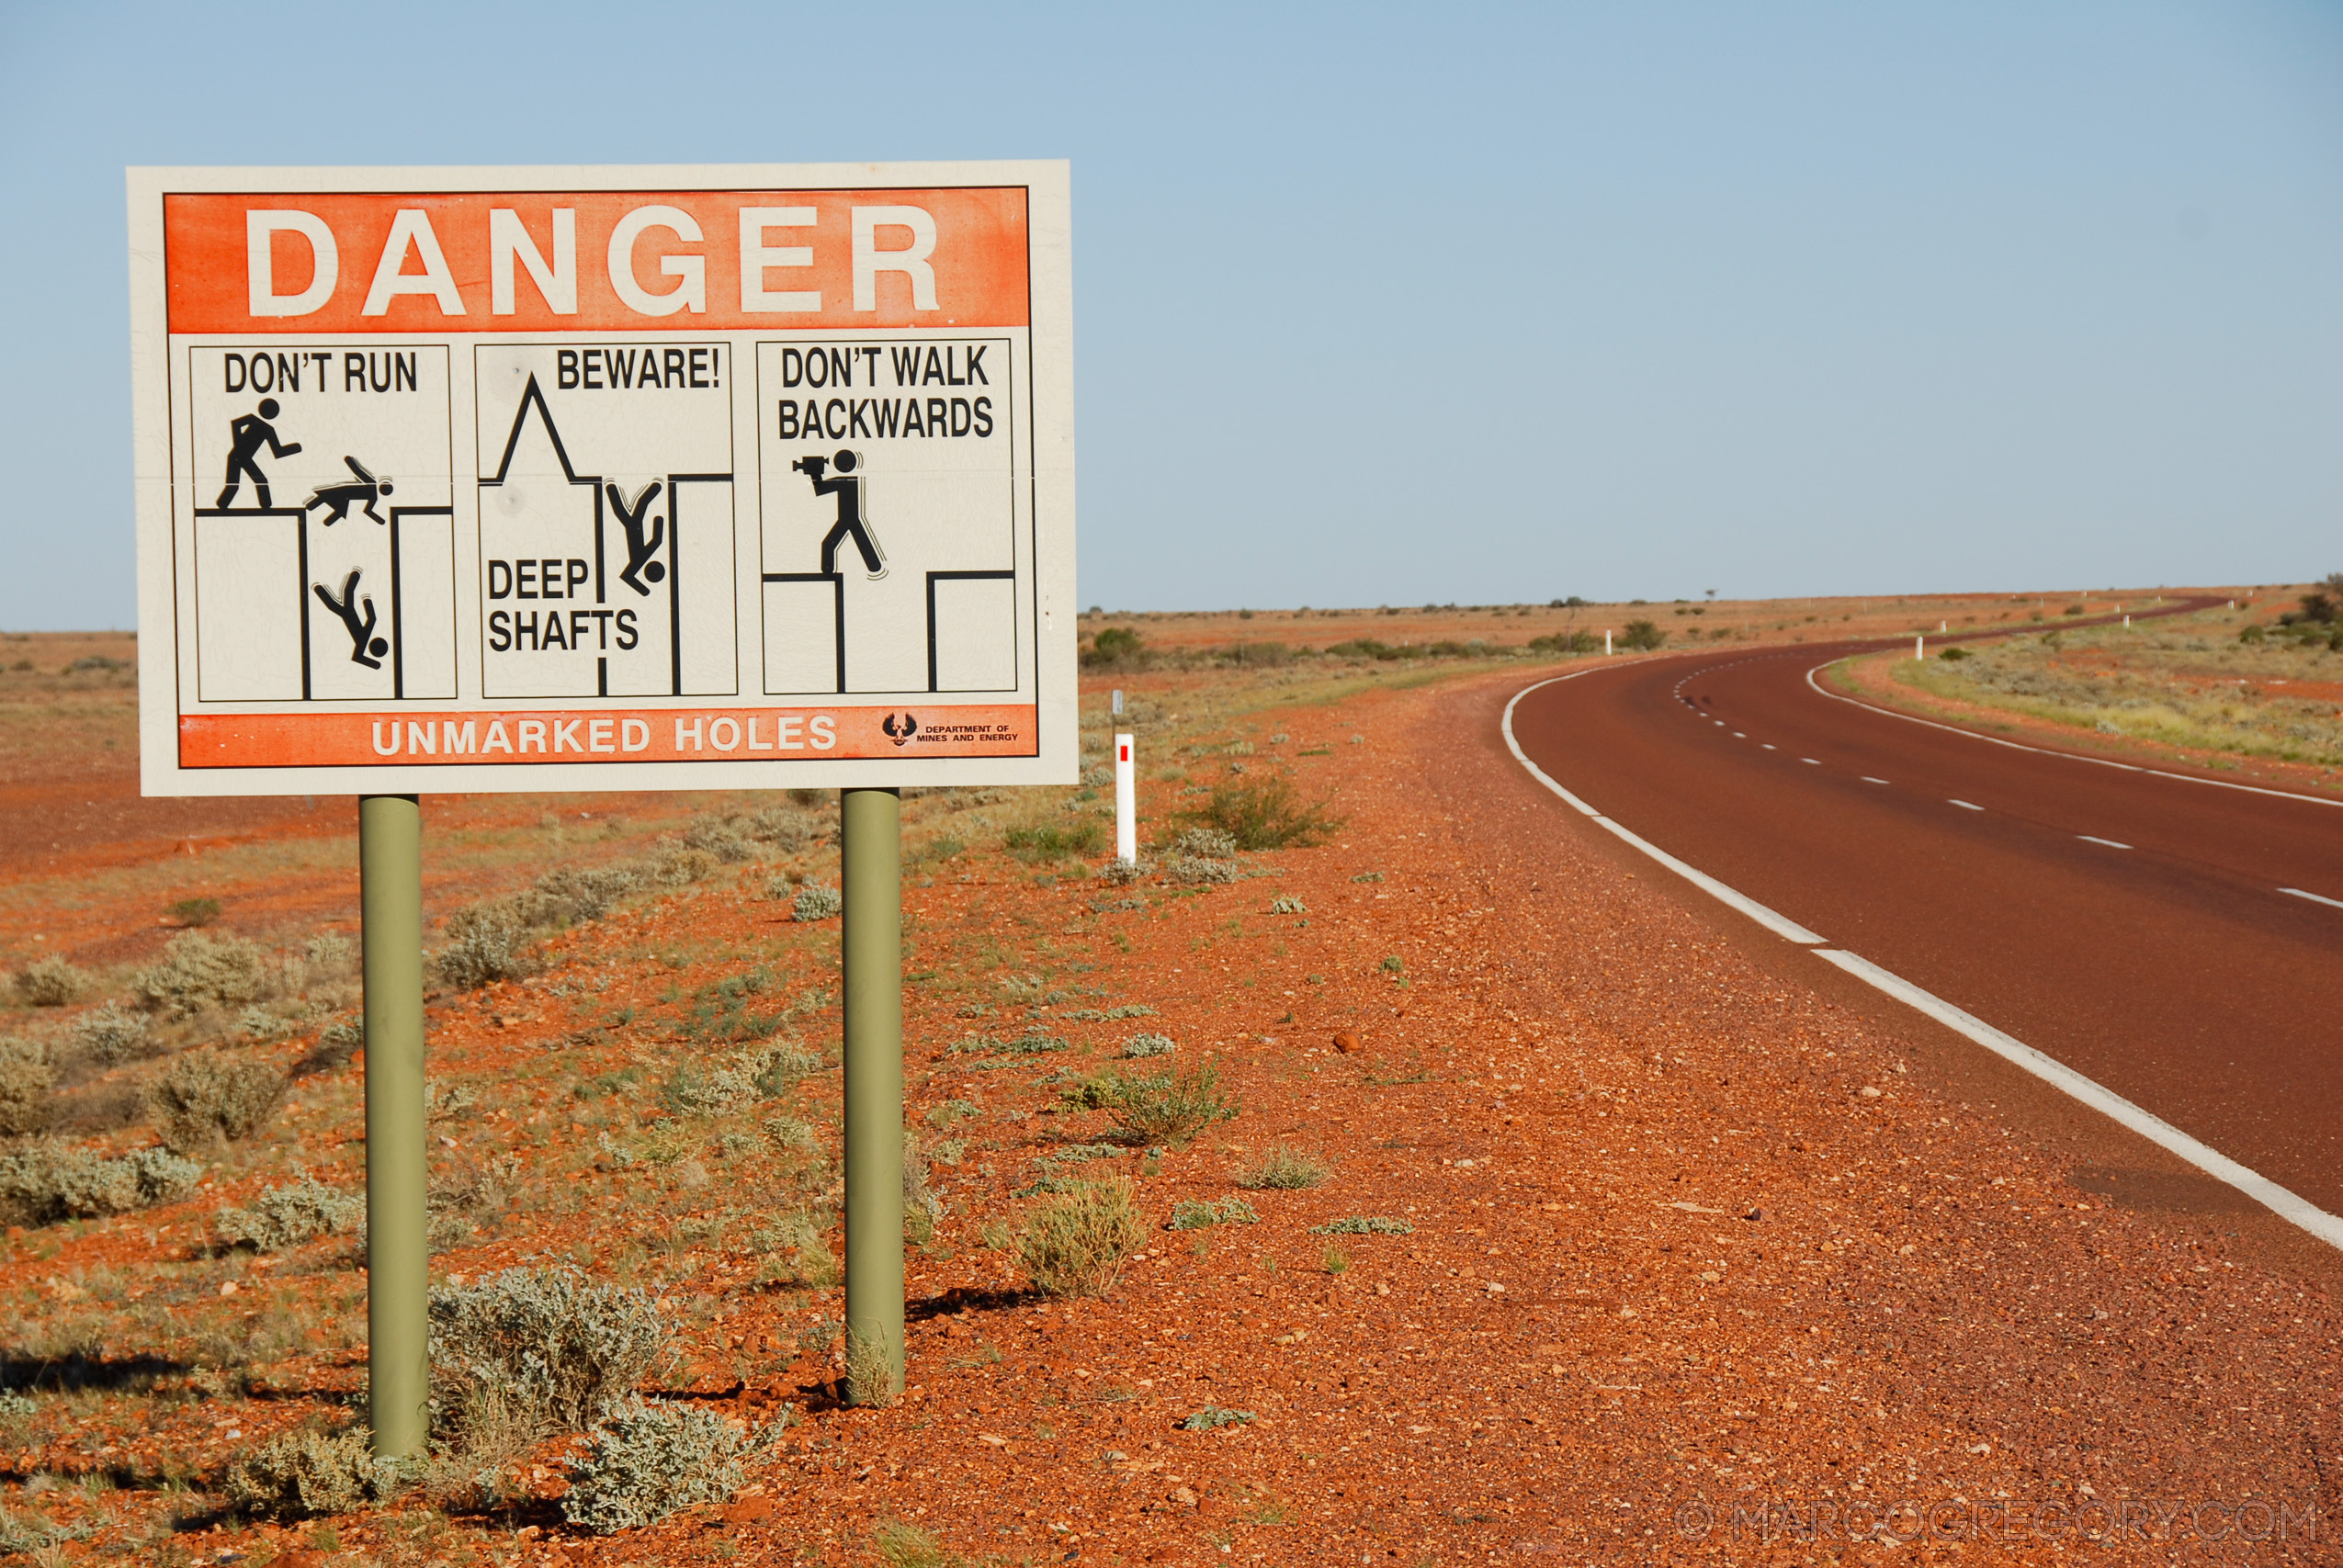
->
793;450;887;579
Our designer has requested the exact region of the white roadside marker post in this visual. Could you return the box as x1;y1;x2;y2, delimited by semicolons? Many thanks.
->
1916;636;1925;660
1604;629;1613;655
1113;689;1136;864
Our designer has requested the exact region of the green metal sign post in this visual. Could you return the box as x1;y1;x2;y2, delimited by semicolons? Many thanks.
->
358;795;428;1459
840;786;905;1404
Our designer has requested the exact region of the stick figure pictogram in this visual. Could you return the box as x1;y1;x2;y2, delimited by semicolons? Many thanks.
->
215;399;302;510
607;481;667;595
312;569;389;670
793;450;887;579
302;457;394;526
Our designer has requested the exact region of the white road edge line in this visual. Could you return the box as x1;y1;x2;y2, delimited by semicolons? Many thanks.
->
2077;835;2131;850
1502;676;1827;945
1813;949;2343;1251
1501;673;2343;1255
1803;660;2343;811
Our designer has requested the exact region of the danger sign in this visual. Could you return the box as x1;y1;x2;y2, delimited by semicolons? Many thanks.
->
129;162;1075;795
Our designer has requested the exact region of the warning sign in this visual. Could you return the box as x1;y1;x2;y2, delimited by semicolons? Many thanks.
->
130;163;1074;795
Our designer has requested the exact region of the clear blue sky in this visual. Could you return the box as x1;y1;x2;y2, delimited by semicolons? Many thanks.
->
4;0;2338;627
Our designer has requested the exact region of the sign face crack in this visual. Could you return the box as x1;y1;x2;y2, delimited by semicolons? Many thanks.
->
132;163;1076;795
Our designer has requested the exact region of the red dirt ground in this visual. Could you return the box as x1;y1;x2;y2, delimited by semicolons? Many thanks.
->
4;655;2337;1565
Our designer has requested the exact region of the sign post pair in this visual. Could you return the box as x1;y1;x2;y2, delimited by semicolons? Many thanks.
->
130;161;1077;1441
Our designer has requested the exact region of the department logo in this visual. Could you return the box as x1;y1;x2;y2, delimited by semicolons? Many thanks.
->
881;712;919;746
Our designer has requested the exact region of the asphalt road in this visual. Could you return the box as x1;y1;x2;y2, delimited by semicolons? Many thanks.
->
1508;638;2343;1221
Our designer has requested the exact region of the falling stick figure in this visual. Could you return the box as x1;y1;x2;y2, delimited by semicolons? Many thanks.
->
313;570;389;670
215;398;301;510
606;480;667;595
792;450;887;578
302;457;394;526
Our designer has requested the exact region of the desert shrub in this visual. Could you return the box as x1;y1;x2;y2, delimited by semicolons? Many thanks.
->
743;805;819;852
0;1038;54;1135
216;1171;366;1251
169;897;222;929
684;818;758;863
147;1053;286;1153
1268;895;1307;915
535;865;642;922
436;906;528;989
1178;776;1342;852
304;932;356;975
1527;629;1601;655
69;1002;150;1066
1938;646;1971;661
923;1099;979;1128
1105;1062;1238;1147
429;1268;670;1443
1310;1214;1412;1235
1165;853;1239;886
750;1043;827;1092
1619;618;1667;651
1181;1404;1255;1431
132;931;270;1019
562;1395;753;1534
904;1131;943;1220
1237;1143;1330;1190
223;1425;389;1519
1095;855;1149;886
13;956;87;1008
0;1390;32;1444
1018;1176;1146;1298
792;882;843;921
0;1143;201;1226
1220;640;1292;667
661;1060;758;1117
1081;626;1148;670
1169;1196;1258;1230
1120;1032;1175;1059
651;847;719;886
762;1114;820;1153
1004;821;1104;862
1171;827;1236;858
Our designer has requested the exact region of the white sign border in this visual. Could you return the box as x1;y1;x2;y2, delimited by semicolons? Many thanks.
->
128;160;1076;797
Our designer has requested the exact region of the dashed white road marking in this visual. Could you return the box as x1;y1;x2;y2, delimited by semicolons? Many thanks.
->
1861;776;1890;784
2077;835;2131;850
1761;744;1776;750
1801;758;1820;765
1733;732;1747;739
1949;799;1983;811
1500;672;2343;1256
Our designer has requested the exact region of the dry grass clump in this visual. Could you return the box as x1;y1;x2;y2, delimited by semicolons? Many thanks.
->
1104;1062;1239;1147
1236;1143;1331;1190
560;1395;755;1534
872;1519;977;1568
0;1038;54;1135
12;957;87;1009
223;1425;390;1519
131;931;271;1019
1178;774;1343;851
0;1142;201;1226
146;1052;286;1154
1018;1175;1147;1298
429;1268;671;1445
215;1171;366;1251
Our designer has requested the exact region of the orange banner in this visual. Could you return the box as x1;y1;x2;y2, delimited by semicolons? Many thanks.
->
163;188;1030;334
178;705;1036;769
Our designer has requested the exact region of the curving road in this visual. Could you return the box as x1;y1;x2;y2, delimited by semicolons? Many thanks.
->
1507;637;2343;1227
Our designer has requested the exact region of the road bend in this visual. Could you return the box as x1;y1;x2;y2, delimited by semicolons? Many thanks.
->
1508;639;2343;1216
